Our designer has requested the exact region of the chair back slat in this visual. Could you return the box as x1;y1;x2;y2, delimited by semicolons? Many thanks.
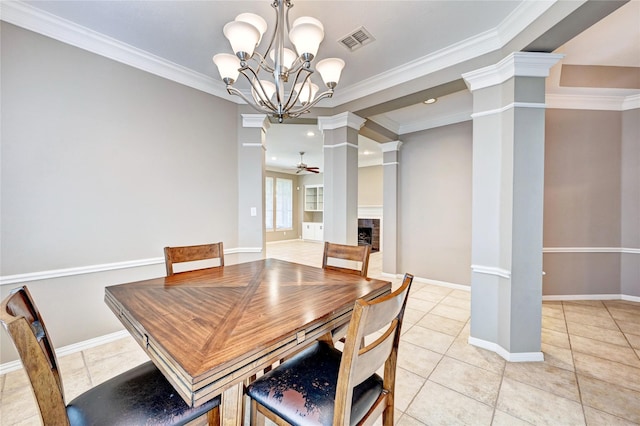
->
164;242;224;276
334;273;413;425
322;242;371;277
0;287;69;425
351;320;398;385
361;282;410;335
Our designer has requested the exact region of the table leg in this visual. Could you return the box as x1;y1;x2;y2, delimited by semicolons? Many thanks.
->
221;383;244;426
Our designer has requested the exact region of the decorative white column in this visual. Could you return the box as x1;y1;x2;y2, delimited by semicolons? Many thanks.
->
381;141;402;276
237;114;269;262
318;112;366;245
462;52;563;362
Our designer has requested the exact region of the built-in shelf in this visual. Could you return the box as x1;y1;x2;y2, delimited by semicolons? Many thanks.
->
304;185;323;212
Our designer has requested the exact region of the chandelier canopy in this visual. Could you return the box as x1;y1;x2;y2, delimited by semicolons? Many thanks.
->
213;0;345;123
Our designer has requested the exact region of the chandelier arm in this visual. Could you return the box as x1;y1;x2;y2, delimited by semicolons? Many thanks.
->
286;58;306;75
287;89;334;116
252;51;275;74
226;85;277;115
237;67;279;112
282;66;313;112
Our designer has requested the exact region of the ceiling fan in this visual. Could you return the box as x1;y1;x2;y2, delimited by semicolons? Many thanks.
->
295;152;320;174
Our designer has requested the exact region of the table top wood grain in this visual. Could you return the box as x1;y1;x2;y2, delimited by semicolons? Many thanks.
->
104;258;391;407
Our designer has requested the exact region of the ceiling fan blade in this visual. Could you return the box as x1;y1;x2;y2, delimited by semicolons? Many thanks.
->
307;168;320;174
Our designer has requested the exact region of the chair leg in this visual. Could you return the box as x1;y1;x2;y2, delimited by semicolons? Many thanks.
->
207;406;220;426
250;399;265;426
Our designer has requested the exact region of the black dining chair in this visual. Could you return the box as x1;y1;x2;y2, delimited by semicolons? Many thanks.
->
0;286;220;426
246;273;414;426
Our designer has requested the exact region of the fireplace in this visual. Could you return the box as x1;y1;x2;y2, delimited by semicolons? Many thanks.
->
357;218;380;253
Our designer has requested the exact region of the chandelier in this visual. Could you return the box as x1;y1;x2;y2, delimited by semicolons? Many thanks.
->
212;0;345;123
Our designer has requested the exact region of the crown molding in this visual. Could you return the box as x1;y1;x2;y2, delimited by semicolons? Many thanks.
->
328;0;557;106
0;0;235;100
317;112;366;131
400;110;472;135
462;52;565;91
546;93;640;111
3;0;561;109
242;114;270;129
380;141;403;153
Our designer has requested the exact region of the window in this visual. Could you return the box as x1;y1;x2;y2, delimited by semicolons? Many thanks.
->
265;177;292;231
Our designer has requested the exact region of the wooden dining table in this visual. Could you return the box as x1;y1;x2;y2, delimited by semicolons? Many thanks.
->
104;258;391;426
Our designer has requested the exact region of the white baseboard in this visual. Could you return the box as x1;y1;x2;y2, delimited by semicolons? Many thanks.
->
0;330;130;375
543;294;640;302
468;336;544;362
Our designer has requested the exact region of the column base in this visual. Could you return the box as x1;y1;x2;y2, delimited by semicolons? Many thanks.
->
468;336;544;362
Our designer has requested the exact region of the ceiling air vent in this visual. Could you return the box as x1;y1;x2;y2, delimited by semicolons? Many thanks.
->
339;26;375;52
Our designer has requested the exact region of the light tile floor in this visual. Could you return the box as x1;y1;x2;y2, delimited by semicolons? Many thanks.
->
1;240;639;425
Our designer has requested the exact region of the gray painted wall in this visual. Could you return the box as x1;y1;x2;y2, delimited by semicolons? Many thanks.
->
621;109;640;297
542;109;631;296
1;23;239;363
399;121;473;285
358;165;383;206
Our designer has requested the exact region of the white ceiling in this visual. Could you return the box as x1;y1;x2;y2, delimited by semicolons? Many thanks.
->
4;0;638;174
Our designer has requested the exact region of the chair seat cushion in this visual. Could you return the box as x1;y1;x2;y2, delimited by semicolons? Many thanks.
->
66;361;219;426
246;341;383;426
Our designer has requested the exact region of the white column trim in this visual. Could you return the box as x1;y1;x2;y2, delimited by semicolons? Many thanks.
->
462;52;564;91
317;112;366;131
471;102;546;118
242;114;270;130
383;162;400;166
468;337;544;362
470;264;511;279
323;142;359;150
242;143;267;150
380;141;403;152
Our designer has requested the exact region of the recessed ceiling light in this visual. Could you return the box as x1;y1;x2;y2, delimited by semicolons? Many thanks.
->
271;156;277;161
423;98;437;104
306;131;315;137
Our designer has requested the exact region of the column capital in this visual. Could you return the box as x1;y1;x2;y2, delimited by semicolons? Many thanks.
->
242;114;270;131
462;52;564;92
380;141;403;152
317;112;366;132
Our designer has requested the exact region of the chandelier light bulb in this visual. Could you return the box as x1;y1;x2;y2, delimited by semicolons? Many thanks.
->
235;13;267;45
289;22;324;61
269;48;297;70
251;79;276;104
223;20;260;60
212;53;241;84
291;16;324;33
316;58;345;88
295;82;319;105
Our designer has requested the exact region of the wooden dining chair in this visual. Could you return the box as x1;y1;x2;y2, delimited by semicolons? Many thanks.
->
164;242;224;276
0;286;220;426
322;242;371;277
246;273;414;426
